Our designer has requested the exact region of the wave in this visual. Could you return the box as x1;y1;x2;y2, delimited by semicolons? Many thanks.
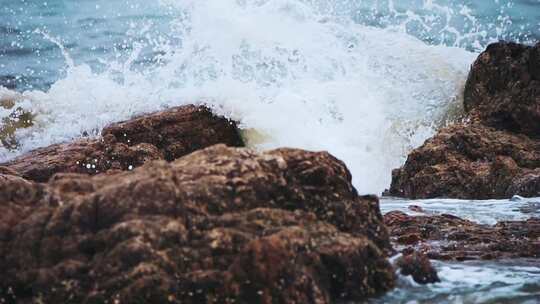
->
0;0;507;194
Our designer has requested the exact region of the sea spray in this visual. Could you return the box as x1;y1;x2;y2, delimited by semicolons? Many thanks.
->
0;0;528;193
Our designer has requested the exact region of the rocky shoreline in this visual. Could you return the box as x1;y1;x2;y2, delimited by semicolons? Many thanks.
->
1;41;539;303
389;41;540;200
1;106;395;303
384;41;540;289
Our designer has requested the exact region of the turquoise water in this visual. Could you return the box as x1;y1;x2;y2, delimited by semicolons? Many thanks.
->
1;1;540;302
1;0;539;90
1;0;170;89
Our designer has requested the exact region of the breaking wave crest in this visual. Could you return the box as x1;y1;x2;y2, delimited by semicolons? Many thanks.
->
3;0;528;193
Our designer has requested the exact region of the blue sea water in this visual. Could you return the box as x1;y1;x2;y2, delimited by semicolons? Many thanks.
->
1;0;539;90
1;1;540;303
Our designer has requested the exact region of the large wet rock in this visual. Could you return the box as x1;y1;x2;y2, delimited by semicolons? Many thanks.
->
0;144;394;304
464;42;540;136
389;41;540;199
389;123;540;199
384;211;540;261
1;105;244;182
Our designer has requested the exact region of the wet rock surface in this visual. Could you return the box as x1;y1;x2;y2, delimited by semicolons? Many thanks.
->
0;144;394;304
395;251;440;284
389;123;540;199
384;210;540;261
464;42;540;137
1;105;244;182
389;41;540;199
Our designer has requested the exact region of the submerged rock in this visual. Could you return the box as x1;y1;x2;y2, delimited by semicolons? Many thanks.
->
384;211;540;261
0;96;34;150
1;105;244;182
389;41;540;199
395;251;440;284
0;144;394;304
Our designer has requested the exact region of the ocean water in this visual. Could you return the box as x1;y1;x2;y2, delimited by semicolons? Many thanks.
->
1;0;540;302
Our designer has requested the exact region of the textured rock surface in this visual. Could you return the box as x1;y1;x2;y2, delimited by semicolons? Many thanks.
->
395;251;440;284
389;41;540;199
464;41;540;136
384;211;540;261
1;105;244;182
0;145;394;304
389;123;540;199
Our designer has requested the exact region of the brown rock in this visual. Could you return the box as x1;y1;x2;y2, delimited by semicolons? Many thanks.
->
384;211;540;261
395;251;440;284
390;41;540;199
408;205;425;213
0;145;394;304
464;42;540;136
389;123;540;199
101;105;244;161
182;209;394;304
1;105;244;182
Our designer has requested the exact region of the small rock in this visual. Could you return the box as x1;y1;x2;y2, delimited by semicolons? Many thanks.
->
384;211;540;261
395;251;440;284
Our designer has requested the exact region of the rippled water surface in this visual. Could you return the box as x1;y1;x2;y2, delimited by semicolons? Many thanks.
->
380;196;540;225
379;196;540;303
373;258;540;303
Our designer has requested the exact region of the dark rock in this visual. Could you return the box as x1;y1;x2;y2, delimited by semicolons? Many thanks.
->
101;105;244;161
464;41;540;136
390;41;540;199
395;251;440;284
0;144;394;304
389;123;540;199
1;105;244;182
507;169;540;197
384;211;540;261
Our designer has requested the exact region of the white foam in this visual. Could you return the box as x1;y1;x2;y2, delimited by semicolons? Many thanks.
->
0;0;480;194
380;259;540;303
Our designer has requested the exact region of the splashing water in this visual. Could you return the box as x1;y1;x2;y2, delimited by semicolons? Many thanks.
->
2;0;540;302
0;0;492;193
